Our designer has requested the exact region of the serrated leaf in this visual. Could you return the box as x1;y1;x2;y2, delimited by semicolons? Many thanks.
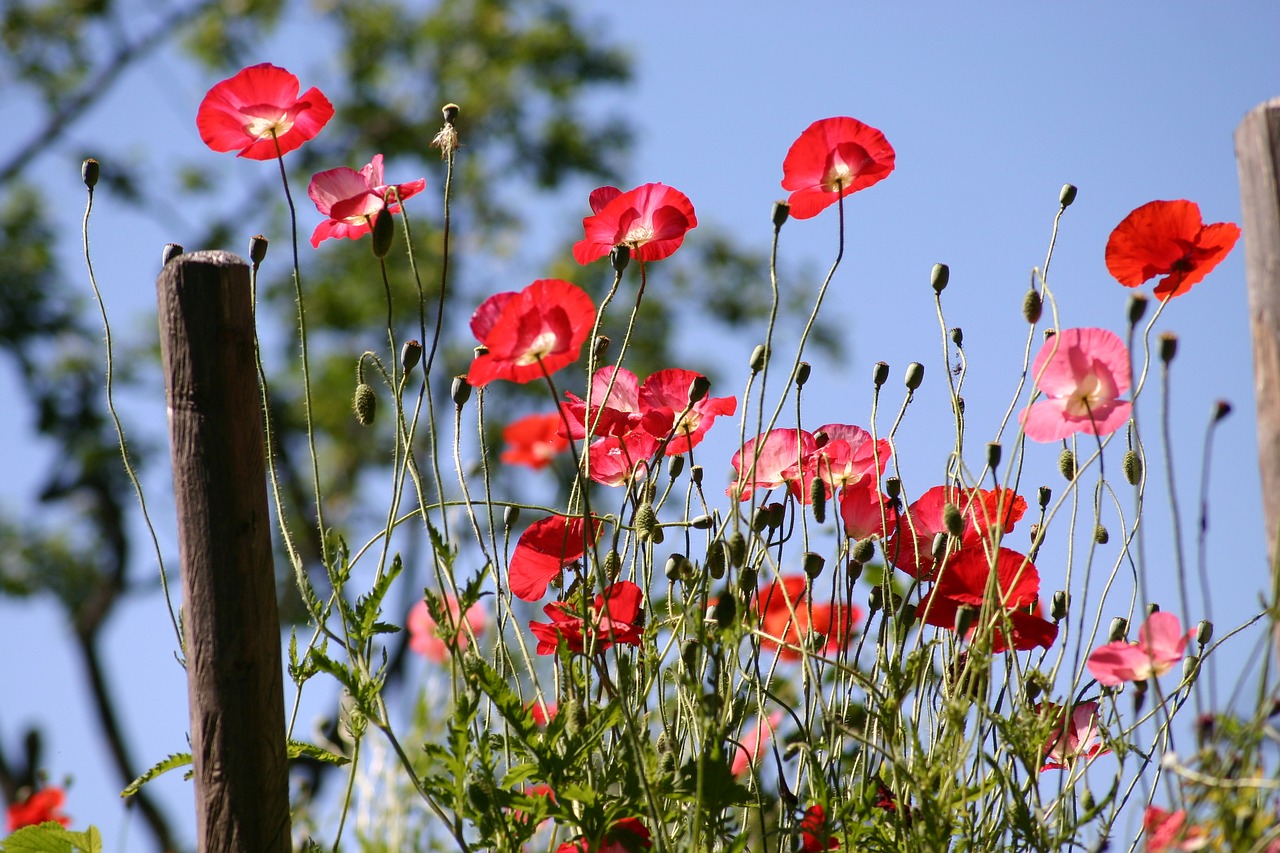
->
287;740;350;766
122;752;193;797
1;823;102;853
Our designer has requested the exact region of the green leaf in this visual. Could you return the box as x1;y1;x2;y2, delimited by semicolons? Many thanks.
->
1;823;102;853
122;752;193;798
287;740;350;767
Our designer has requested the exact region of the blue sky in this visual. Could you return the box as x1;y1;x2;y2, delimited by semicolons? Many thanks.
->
2;2;1279;848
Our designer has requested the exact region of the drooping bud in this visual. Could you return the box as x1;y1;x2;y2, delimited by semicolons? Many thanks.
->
667;454;685;480
1159;332;1178;364
794;362;812;388
749;343;769;373
771;201;790;229
943;503;965;538
665;553;689;582
353;383;377;426
1058;448;1076;480
1127;293;1149;326
905;362;925;391
868;585;885;614
400;340;423;374
162;243;184;266
810;476;827;523
853;538;875;564
931;263;950;294
687;375;710;405
931;531;949;562
873;361;890;388
1093;525;1109;545
1123;450;1143;485
611;245;630;273
1196;619;1214;647
81;158;100;189
1059;183;1077;208
451;375;472;408
802;552;825;579
1023;288;1043;324
602;549;621;581
1051;590;1069;621
249;234;269;266
1108;616;1129;643
765;501;786;530
986;442;1002;469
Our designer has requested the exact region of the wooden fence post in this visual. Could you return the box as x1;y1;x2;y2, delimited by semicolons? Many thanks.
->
1235;97;1280;656
157;250;291;853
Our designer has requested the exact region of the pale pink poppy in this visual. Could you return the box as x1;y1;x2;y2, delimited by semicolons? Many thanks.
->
407;596;485;663
1021;328;1132;442
1040;700;1109;770
1087;611;1193;686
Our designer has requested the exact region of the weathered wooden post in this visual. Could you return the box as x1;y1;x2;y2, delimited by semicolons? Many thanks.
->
1235;97;1280;656
157;251;291;853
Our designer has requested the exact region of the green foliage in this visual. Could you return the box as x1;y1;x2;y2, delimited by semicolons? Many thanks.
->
0;824;102;853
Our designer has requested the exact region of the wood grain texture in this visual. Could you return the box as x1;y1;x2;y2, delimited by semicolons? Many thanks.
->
157;250;290;853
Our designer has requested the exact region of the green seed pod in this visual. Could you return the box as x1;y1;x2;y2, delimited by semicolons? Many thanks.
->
943;503;965;538
1038;486;1052;509
1123;450;1142;485
749;343;769;373
1023;288;1043;324
371;209;395;258
668;454;685;480
868;585;885;614
810;476;827;524
690;514;713;530
765;501;786;530
1127;293;1149;326
737;566;758;595
603;549;621;581
1196;619;1213;646
249;234;269;266
1182;655;1200;684
954;604;977;637
1108;616;1129;642
687;375;711;405
664;553;689;582
931;531;949;561
504;505;520;529
690;465;704;486
873;361;891;388
353;383;377;426
401;340;423;374
682;640;702;675
986;442;1002;470
81;158;100;189
853;538;876;564
1159;332;1178;364
611;245;631;273
802;551;825;579
1051;590;1069;621
635;503;659;540
795;361;812;388
1147;601;1161;617
1059;183;1077;208
451;375;472;408
931;263;950;293
904;362;925;391
771;201;790;229
713;594;736;629
706;541;726;579
162;243;184;266
728;532;747;568
1058;448;1076;480
950;327;964;348
1093;525;1109;545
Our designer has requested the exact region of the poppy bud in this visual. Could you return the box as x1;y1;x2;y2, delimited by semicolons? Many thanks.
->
765;501;785;530
955;604;977;637
749;507;769;536
1159;332;1178;364
668;454;684;480
442;103;460;124
813;430;829;448
810;476;827;523
1147;601;1161;617
1023;678;1042;704
1080;789;1096;814
885;477;901;499
649;526;665;545
690;464;704;486
950;327;964;348
1051;590;1069;621
400;340;423;374
370;209;395;258
249;234;269;266
1123;450;1142;485
873;361;890;388
802;552;825;579
1182;655;1200;684
1059;183;1077;208
610;245;630;273
706;542;726;579
905;362;925;391
1058;448;1076;481
1093;525;1109;545
868;585;885;614
728;532;747;568
1023;288;1043;324
82;158;100;189
853;537;876;564
1127;293;1149;326
1196;619;1213;646
1108;616;1129;642
566;703;587;735
602;549;621;581
795;362;812;388
635;503;659;540
749;343;770;372
931;531;949;561
1038;486;1052;509
1213;400;1232;422
687;375;710;405
986;442;1002;469
665;553;689;582
772;200;790;228
162;243;184;266
353;383;377;426
504;505;520;529
737;566;757;595
943;502;964;538
451;375;472;408
931;263;950;294
690;514;713;530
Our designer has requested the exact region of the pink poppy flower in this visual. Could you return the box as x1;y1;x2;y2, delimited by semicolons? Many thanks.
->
729;424;889;504
1039;700;1109;770
306;154;425;247
508;514;600;602
837;480;898;541
636;368;736;456
1106;200;1240;301
1143;806;1208;851
586;430;660;487
1021;328;1132;443
572;183;698;264
729;428;812;502
407;595;485;663
1087;611;1193;686
730;710;784;776
196;63;334;160
800;804;839;852
559;366;645;440
7;786;70;831
781;116;896;220
501;412;570;470
466;279;596;387
529;581;645;655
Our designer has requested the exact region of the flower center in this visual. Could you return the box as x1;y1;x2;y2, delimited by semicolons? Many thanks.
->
241;105;295;141
621;224;654;247
516;331;559;365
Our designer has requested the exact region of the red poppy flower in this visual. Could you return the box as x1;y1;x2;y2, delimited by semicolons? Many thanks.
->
800;804;839;852
556;817;652;853
1022;328;1132;442
1143;806;1207;852
508;514;600;602
635;368;737;456
730;711;783;776
916;546;1041;633
407;596;485;663
7;786;70;831
501;412;570;470
530;581;645;655
572;183;698;264
1105;199;1240;301
781;117;896;220
560;366;645;440
1039;700;1109;771
306;154;425;248
466;279;596;387
586;430;661;487
986;601;1059;653
888;485;1027;579
196;63;334;160
757;575;861;660
729;425;889;504
838;480;898;541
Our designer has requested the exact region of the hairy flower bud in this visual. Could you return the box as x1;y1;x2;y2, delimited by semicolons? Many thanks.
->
713;594;736;629
802;551;825;579
943;502;964;538
794;362;812;388
1058;448;1076;480
602;549;621;581
1196;619;1214;647
749;343;770;373
706;541;726;579
810;476;827;523
905;362;925;391
1023;288;1043;324
1123;450;1142;485
1051;590;1069;621
931;263;950;294
1059;183;1077;208
1093;525;1109;545
635;503;659;540
771;200;790;229
728;532;747;568
353;383;377;426
1108;616;1129;643
852;537;876;564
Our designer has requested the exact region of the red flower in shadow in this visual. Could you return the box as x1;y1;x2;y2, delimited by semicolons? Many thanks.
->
781;117;895;219
800;804;839;852
508;514;600;601
7;787;70;831
530;581;645;655
196;63;334;160
1105;199;1240;300
501;412;570;470
888;485;1027;580
467;279;596;387
758;575;861;660
572;183;697;264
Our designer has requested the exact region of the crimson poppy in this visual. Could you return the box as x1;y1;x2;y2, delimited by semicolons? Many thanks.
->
501;412;570;470
757;575;860;660
916;546;1040;632
781;117;895;219
196;63;334;160
888;485;1027;579
1105;199;1240;300
7;787;70;831
572;183;697;264
466;279;596;387
306;154;425;247
508;514;600;602
800;804;839;852
529;581;645;655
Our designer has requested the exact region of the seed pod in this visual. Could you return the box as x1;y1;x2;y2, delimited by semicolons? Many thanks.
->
950;327;964;348
772;201;790;229
749;344;769;372
1123;450;1142;485
1147;601;1161;617
668;454;685;480
401;340;423;374
1023;288;1043;324
1127;293;1149;326
986;442;1002;469
451;375;472;407
442;102;460;123
1038;486;1052;509
687;375;711;405
713;594;736;628
1051;590;1069;621
765;501;786;530
873;361;890;388
635;503;659;540
611;245;631;273
82;158;100;189
931;531;949;561
853;538;876;564
371;208;395;257
885;477;901;499
249;234;269;266
728;532;747;568
1059;183;1078;208
1196;619;1213;646
1159;332;1178;364
868;585;885;614
705;541;726;579
690;514;712;530
1093;525;1109;545
931;263;950;293
954;604;977;637
802;552;824;579
1213;400;1232;422
602;549;621;581
504;505;521;529
1108;616;1129;642
690;465;704;486
1182;655;1200;684
1058;448;1076;480
810;476;827;523
905;362;925;391
353;383;377;426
